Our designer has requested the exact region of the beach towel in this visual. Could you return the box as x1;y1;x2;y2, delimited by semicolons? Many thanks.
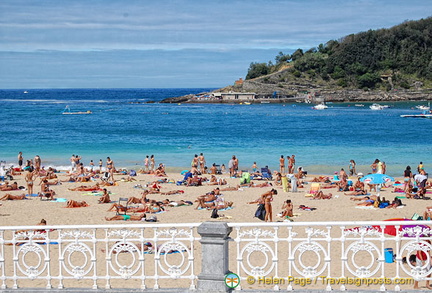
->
51;198;67;202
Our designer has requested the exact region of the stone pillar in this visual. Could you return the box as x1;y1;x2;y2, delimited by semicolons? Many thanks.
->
197;222;232;292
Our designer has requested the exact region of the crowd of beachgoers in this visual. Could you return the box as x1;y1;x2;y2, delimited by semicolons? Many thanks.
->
0;152;430;226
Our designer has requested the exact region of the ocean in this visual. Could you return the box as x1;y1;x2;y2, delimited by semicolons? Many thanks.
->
0;88;430;177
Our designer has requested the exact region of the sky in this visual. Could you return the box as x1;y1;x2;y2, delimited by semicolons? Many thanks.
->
0;0;431;89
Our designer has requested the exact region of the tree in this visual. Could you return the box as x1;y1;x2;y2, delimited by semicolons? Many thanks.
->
291;49;304;62
246;62;270;80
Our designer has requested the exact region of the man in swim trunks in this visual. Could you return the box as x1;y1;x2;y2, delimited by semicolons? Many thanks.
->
18;152;23;170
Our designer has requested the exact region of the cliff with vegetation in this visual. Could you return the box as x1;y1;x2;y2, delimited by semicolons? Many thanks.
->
162;17;432;103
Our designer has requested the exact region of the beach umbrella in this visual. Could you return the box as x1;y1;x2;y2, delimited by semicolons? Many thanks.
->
360;173;395;185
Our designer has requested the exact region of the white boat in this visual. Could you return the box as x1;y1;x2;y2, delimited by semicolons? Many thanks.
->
370;103;385;110
23;91;28;94
416;105;430;111
312;103;328;110
354;104;364;107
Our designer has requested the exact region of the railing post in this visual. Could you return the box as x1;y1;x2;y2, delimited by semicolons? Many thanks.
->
197;222;232;292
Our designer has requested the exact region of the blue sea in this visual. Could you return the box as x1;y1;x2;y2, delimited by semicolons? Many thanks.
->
0;88;430;177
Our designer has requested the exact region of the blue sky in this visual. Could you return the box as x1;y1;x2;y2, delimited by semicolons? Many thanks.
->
0;0;431;89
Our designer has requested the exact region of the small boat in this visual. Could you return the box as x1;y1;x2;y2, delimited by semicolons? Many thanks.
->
354;104;364;107
370;103;385;110
312;103;328;110
244;102;251;105
62;105;92;115
401;113;432;119
23;91;28;94
260;101;270;104
416;105;430;111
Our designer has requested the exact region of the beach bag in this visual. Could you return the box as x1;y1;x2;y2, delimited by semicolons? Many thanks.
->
254;204;266;221
211;208;219;218
146;215;157;222
129;170;137;176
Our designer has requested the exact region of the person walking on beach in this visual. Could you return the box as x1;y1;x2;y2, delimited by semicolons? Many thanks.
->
150;155;155;172
279;155;285;175
349;160;356;176
144;156;149;172
18;152;23;170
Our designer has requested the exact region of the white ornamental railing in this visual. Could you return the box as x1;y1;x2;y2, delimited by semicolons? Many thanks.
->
0;221;430;291
228;221;430;291
0;223;200;290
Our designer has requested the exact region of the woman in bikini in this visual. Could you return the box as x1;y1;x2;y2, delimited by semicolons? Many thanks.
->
261;189;277;222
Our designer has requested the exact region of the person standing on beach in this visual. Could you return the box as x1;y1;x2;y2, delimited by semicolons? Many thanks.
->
89;160;94;172
279;155;285;175
150;155;155;172
25;167;37;196
99;159;103;172
70;154;76;171
233;156;239;175
349;160;356;176
34;155;41;171
18;152;23;170
198;153;206;173
376;159;383;174
261;189;277;222
370;159;378;174
288;155;295;174
228;156;235;177
144;156;149;172
191;154;199;168
106;157;115;181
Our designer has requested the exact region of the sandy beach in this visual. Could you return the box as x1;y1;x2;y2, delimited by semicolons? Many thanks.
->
0;169;428;227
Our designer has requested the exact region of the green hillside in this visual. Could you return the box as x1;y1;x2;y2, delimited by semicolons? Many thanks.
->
246;17;432;91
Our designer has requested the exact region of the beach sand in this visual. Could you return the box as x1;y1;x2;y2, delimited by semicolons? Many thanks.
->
0;173;426;226
0;171;426;226
1;170;430;290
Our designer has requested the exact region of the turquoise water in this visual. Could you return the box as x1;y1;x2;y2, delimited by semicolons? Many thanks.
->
0;88;430;177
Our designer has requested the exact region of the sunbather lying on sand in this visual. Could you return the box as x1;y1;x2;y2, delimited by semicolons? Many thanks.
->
66;200;89;208
0;193;27;200
162;199;193;207
161;190;185;195
313;191;332;200
105;213;147;221
68;183;101;191
0;181;18;191
351;195;378;206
